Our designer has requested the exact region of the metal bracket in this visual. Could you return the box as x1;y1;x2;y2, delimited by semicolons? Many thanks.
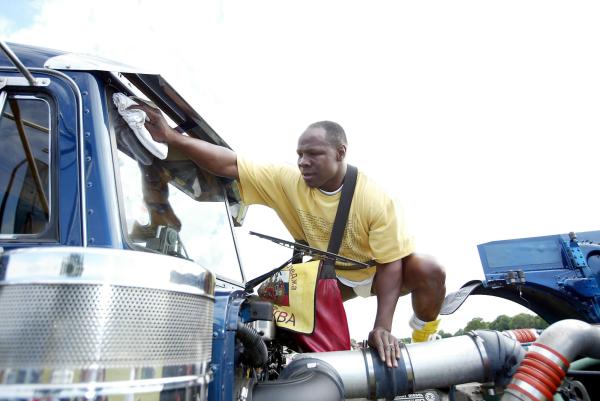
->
0;76;50;89
503;270;526;285
486;270;526;287
0;91;6;113
562;239;588;270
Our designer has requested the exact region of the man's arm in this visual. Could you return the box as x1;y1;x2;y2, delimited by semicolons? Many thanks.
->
132;103;239;179
368;259;403;368
368;254;446;368
168;134;239;179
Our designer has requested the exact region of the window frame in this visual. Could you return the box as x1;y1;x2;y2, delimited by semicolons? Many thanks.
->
0;90;58;242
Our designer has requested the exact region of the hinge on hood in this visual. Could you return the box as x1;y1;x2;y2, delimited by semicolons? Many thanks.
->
562;232;588;270
487;270;526;288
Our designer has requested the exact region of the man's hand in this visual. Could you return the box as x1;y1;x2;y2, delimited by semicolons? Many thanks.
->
368;326;400;368
128;103;176;144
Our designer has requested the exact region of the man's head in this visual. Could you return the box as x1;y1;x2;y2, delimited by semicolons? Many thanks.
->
297;121;348;191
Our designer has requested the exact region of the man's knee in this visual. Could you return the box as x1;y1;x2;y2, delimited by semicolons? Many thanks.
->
402;254;446;293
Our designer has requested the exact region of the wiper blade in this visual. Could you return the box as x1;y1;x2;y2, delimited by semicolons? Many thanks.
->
249;231;369;269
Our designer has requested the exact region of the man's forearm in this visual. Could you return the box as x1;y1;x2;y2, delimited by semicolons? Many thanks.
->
167;131;239;179
369;260;404;368
372;260;403;331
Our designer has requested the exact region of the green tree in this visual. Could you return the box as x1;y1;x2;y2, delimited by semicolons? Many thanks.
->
437;330;453;338
464;317;489;332
454;328;465;336
532;315;549;329
510;313;537;329
451;313;547;337
489;314;511;331
505;313;548;329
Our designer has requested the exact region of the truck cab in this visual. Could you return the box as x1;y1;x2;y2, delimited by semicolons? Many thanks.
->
1;42;599;401
0;42;249;401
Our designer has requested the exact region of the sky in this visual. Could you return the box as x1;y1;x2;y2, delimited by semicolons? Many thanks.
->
3;0;600;340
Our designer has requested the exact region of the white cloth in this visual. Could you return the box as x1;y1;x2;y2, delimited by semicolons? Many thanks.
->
112;93;168;160
337;275;374;298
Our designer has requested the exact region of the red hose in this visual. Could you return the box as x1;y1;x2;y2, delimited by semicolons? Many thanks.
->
504;328;538;343
508;343;568;401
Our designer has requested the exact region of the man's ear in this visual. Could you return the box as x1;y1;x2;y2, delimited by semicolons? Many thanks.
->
336;145;347;161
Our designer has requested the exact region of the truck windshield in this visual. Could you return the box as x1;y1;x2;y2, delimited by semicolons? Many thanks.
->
109;91;243;283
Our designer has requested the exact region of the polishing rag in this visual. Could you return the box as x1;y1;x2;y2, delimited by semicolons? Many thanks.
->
112;93;168;159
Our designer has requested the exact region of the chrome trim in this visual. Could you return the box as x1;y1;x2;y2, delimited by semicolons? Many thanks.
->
0;373;210;399
399;342;414;392
0;41;37;86
109;71;148;98
0;247;215;296
223;191;246;283
72;71;87;246
34;68;86;246
362;348;376;400
0;90;6;120
0;76;50;88
44;53;155;74
0;68;85;244
0;362;209;386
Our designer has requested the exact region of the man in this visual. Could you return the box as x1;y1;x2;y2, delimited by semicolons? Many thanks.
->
134;105;446;368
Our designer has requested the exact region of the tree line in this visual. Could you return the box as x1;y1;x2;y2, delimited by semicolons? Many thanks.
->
392;313;549;343
438;313;549;338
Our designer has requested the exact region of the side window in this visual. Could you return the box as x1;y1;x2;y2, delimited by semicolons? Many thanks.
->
106;86;243;283
0;94;52;237
115;149;244;283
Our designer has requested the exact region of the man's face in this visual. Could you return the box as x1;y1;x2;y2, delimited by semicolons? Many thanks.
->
296;127;344;190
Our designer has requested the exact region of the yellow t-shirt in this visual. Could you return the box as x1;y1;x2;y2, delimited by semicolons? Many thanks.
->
237;157;415;282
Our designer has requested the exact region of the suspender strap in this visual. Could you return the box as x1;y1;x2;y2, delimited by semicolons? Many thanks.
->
321;165;358;276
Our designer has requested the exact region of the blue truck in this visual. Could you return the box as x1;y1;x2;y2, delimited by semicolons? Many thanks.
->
0;41;598;401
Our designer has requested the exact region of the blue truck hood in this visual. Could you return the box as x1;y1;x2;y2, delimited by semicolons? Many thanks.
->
443;230;600;324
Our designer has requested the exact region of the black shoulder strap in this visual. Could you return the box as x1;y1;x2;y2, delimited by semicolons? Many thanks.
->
322;165;358;274
327;164;358;254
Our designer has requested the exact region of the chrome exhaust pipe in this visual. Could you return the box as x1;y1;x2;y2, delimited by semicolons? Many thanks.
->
288;330;524;400
501;319;600;401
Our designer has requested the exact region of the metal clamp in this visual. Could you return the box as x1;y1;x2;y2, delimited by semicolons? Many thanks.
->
399;343;414;393
362;348;377;400
467;331;491;383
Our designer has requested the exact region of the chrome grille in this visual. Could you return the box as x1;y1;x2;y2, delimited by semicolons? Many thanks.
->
0;284;213;369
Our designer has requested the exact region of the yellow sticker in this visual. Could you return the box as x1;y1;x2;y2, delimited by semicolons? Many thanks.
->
258;260;320;334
